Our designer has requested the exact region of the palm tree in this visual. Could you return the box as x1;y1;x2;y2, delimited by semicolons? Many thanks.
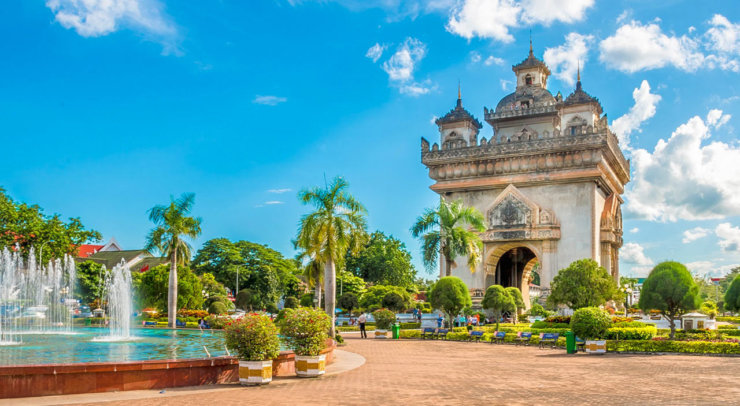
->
297;251;324;308
145;193;202;328
411;198;486;277
295;177;367;338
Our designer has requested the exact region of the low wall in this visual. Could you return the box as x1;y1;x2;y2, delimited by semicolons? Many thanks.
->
0;339;336;399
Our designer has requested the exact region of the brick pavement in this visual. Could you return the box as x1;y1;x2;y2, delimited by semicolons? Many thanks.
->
95;335;740;405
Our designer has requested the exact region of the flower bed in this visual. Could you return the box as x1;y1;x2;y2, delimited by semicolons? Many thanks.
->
608;340;740;354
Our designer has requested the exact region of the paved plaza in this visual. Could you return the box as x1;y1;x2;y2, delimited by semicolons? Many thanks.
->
68;333;740;405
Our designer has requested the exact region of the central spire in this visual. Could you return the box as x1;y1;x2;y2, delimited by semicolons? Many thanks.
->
529;30;533;56
457;81;462;108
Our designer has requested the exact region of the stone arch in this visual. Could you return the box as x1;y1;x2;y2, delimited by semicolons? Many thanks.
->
485;242;541;309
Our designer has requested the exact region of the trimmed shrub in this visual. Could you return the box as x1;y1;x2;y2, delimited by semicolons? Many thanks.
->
545;315;571;324
608;340;740;354
716;316;740;323
399;322;420;329
605;326;657;340
570;307;611;340
399;330;421;339
205;315;228;329
283;296;299;309
278;307;331;356
612;321;648;328
718;324;739;330
224;313;281;361
208;301;228;315
373;309;396;330
531;321;569;329
445;332;471;341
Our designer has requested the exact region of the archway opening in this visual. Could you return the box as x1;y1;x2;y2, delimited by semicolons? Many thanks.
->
485;246;539;310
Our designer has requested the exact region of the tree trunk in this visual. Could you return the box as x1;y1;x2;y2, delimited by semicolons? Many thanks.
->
445;258;453;277
324;259;336;338
315;281;322;308
495;310;501;332
168;246;178;329
668;313;676;340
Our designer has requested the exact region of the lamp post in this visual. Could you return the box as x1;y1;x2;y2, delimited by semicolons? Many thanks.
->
235;266;240;296
38;239;54;266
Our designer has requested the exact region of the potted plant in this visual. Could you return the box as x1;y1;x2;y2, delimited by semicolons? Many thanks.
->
223;313;281;385
570;307;611;354
278;307;331;377
373;309;395;339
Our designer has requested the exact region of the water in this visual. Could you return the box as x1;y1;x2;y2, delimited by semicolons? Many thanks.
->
95;261;134;341
0;328;231;365
0;247;77;345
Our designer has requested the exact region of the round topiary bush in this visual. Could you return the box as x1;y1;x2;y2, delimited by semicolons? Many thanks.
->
372;308;396;330
208;301;228;315
278;307;331;356
570;307;611;340
224;313;281;361
283;296;299;309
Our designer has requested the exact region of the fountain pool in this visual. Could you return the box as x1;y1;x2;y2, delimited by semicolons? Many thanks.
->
0;327;235;366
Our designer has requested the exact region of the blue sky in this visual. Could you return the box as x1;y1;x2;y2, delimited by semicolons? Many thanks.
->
1;0;740;279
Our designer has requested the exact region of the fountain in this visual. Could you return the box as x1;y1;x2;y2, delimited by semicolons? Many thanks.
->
95;260;134;341
0;246;77;345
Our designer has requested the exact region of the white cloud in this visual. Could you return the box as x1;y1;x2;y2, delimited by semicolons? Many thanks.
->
686;260;739;277
366;43;386;63
469;51;482;63
543;32;593;86
372;38;433;96
682;227;710;243
629;227;639;233
500;79;512;91
46;0;178;53
520;0;594;26
716;223;740;252
707;108;731;128
253;95;287;106
610;80;661;150
287;0;454;21
484;55;504;66
616;10;631;24
621;242;654;266
382;38;426;81
446;0;520;43
599;20;704;73
267;188;292;194
705;14;740;54
625;110;740;221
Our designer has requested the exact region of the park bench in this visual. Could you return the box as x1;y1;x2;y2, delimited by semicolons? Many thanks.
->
575;337;586;352
490;331;506;344
436;329;449;340
515;331;532;346
469;330;484;342
421;328;436;340
176;320;186;328
144;321;156;326
539;333;559;349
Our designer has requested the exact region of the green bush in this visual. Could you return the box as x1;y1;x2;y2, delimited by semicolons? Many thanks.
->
718;324;739;330
300;293;315;307
716;316;740;323
445;332;471;341
399;322;420;329
283;296;299;309
224;313;281;361
373;309;396;330
608;340;740;354
570;307;611;339
399;330;421;339
604;326;657;340
278;307;331;356
205;315;228;329
723;329;740;336
531;321;569;329
337;326;359;332
208;301;228;315
611;321;648;328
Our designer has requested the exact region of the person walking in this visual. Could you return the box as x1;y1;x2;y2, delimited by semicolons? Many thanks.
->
358;313;367;338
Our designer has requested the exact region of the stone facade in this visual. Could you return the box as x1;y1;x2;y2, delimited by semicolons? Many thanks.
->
422;47;630;307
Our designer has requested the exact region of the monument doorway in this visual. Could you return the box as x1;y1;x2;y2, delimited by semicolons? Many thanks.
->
485;244;540;308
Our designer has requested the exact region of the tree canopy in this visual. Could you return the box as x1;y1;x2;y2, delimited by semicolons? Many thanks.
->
345;231;416;288
193;238;303;310
359;285;411;312
337;292;359;316
133;264;206;312
0;188;101;263
724;275;740;313
482;284;514;331
411;199;485;276
76;260;106;305
639;261;700;339
336;268;366;296
505;286;525;324
547;259;618;309
429;276;471;329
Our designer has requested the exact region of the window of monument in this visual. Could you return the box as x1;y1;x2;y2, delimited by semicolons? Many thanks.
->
570;126;576;135
525;75;533;85
521;101;529;108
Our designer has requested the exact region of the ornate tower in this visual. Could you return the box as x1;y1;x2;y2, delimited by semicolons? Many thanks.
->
421;47;630;308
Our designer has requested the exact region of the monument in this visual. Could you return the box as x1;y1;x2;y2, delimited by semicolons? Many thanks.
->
421;44;630;307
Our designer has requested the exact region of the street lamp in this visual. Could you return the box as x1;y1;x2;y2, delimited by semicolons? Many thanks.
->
235;266;240;296
621;284;633;317
39;239;54;265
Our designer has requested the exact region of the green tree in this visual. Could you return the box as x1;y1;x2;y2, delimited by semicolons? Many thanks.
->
145;193;202;327
135;264;204;312
639;261;700;339
283;296;299;309
570;307;611;340
411;199;485;276
359;285;411;312
345;231;416;288
193;238;299;311
299;293;315;307
337;292;359;317
236;289;260;311
382;292;407;313
295;177;368;338
482;285;514;331
429;276;472;329
505;286;525;324
336;268;366;296
200;272;227;299
300;256;324;308
700;300;718;319
724;275;740;313
76;260;106;305
547;259;618;310
0;188;101;264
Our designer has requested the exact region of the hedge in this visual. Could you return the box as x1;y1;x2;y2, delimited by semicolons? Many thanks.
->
400;322;421;329
716;316;740;323
605;326;657;340
531;321;569;329
718;324;739;330
608;340;740;354
399;330;421;339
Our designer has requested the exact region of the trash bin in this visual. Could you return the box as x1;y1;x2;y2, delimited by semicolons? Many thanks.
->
565;331;576;354
392;322;401;339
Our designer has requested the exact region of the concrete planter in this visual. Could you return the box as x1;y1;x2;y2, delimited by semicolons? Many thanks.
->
295;354;326;378
238;360;273;386
585;340;607;354
374;329;389;339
